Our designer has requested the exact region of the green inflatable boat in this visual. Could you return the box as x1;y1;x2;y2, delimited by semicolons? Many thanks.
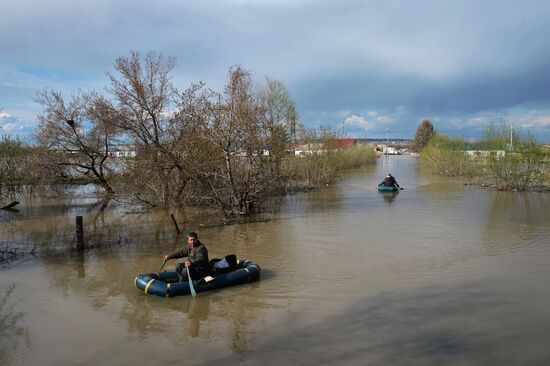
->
377;185;399;191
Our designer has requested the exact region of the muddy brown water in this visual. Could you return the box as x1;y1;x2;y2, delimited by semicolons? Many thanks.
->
1;155;550;366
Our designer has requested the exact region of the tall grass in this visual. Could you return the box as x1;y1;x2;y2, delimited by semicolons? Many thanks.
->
340;145;378;168
285;144;377;188
481;123;550;191
421;133;482;177
421;124;550;191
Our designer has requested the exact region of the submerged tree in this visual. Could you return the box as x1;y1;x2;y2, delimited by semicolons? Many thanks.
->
89;51;196;207
0;134;34;199
33;52;302;215
196;67;290;216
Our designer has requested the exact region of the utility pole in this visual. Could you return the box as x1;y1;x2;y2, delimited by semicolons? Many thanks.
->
385;128;389;156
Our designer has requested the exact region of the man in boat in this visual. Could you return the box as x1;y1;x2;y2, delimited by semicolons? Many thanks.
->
379;173;400;188
163;231;210;280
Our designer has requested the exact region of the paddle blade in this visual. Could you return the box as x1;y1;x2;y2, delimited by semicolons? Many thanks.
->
186;266;196;297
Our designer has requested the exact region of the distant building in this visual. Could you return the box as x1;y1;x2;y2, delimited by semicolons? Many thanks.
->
290;142;325;156
109;145;136;158
376;145;399;155
289;138;396;156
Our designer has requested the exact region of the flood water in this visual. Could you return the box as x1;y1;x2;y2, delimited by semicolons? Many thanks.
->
2;155;550;366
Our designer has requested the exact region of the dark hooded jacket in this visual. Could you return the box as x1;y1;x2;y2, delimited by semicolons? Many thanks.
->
166;240;209;276
382;176;399;187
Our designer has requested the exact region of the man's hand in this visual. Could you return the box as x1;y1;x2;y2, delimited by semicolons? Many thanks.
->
184;260;191;267
163;255;169;262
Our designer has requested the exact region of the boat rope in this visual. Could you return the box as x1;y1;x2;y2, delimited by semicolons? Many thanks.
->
144;278;155;294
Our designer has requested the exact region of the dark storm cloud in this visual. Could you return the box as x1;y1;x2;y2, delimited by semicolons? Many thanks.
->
2;0;550;139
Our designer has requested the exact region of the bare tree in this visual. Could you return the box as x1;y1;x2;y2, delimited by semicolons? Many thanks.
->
92;51;187;207
31;53;301;215
34;89;115;194
102;51;176;147
170;82;219;203
0;134;33;207
196;67;286;215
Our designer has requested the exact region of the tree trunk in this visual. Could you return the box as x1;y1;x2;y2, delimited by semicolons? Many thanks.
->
1;201;19;210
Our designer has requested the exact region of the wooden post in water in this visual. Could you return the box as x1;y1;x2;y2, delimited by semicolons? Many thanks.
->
170;214;181;235
76;216;84;250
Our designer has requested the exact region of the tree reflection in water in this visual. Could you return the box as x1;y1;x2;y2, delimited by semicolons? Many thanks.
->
0;284;30;366
206;281;550;365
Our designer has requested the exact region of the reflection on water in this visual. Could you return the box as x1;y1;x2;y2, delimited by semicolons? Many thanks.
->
483;192;550;255
0;193;231;255
183;296;210;338
0;285;30;366
380;190;399;204
1;156;550;365
31;248;268;356
212;280;550;366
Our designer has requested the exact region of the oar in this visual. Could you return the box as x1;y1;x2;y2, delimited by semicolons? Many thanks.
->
186;266;197;297
159;259;167;272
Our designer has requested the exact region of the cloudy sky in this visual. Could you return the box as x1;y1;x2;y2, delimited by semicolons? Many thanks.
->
2;0;550;141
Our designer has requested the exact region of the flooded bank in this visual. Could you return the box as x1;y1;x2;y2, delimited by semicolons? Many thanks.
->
2;156;550;365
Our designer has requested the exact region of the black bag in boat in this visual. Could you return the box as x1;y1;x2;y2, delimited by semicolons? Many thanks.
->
209;254;238;276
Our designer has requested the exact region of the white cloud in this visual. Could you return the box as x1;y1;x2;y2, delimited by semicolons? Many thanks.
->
510;114;550;130
2;0;550;140
344;115;376;131
1;113;19;132
0;112;35;136
340;106;412;137
1;123;20;132
0;112;16;123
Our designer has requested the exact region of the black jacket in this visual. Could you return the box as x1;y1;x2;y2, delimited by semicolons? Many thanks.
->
381;176;399;187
